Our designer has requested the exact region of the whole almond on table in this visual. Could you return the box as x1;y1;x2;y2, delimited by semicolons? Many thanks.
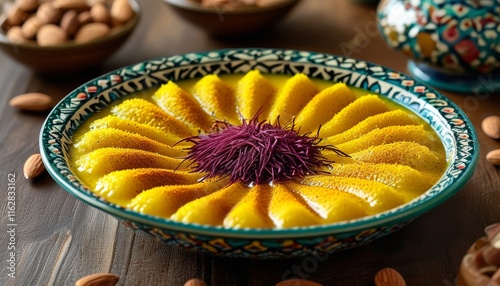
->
374;268;406;286
482;115;500;139
23;154;46;179
184;278;207;286
9;92;53;112
75;273;119;286
75;22;110;43
486;149;500;166
275;279;323;286
37;24;68;46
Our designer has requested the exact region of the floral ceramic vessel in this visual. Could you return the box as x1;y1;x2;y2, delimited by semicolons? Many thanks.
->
377;0;500;93
40;48;478;258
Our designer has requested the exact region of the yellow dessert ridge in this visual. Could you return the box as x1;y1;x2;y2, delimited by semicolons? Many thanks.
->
111;98;196;137
319;94;390;137
95;168;203;205
153;81;213;130
267;73;319;124
73;127;187;158
235;70;276;121
192;74;241;125
294;82;357;134
90;115;186;147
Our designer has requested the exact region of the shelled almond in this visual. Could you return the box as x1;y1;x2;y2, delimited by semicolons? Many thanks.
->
482;116;500;139
9;92;53;111
75;273;119;286
23;153;46;179
1;0;135;46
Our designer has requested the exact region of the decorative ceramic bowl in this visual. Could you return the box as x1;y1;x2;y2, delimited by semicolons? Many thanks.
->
377;0;500;93
163;0;300;37
40;48;478;258
0;0;140;75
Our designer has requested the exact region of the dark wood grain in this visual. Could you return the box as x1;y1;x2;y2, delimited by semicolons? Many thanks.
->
0;0;499;285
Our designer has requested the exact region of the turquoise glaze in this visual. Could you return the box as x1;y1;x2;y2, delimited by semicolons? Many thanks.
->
377;0;500;93
40;49;479;258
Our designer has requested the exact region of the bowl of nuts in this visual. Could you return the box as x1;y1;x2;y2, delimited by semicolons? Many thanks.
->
0;0;140;75
163;0;301;37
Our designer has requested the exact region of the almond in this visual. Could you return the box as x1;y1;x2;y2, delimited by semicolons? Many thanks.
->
90;3;111;24
486;149;500;166
184;278;207;286
16;0;39;12
7;5;29;26
53;0;90;11
37;24;68;46
36;2;62;25
374;268;406;286
110;0;133;26
75;22;109;43
21;15;42;39
275;279;323;286
77;11;93;26
60;10;79;36
75;273;119;286
9;92;53;111
6;26;30;44
23;154;45;179
482;116;500;139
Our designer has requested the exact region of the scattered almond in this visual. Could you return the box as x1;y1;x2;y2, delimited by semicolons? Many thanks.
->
75;273;119;286
374;268;406;286
486;149;500;166
37;24;68;46
23;154;46;179
184;278;207;286
9;92;53;112
482;115;500;139
275;279;323;286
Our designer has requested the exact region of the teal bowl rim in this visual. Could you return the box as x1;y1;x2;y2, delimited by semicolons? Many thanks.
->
39;48;479;239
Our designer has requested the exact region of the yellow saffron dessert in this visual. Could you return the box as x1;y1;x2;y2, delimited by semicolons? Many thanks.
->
69;71;447;229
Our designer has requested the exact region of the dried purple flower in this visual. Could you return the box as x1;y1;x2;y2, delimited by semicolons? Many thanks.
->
180;113;349;185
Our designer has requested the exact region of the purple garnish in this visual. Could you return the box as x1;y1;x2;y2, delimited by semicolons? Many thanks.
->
180;112;349;185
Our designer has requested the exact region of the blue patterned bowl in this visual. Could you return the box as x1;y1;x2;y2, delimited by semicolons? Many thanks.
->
40;48;479;258
377;0;500;93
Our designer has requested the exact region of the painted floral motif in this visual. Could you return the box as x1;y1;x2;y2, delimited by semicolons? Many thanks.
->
378;0;500;74
40;49;478;258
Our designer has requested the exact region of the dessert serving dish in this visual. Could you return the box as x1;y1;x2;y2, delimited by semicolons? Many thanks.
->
40;48;479;258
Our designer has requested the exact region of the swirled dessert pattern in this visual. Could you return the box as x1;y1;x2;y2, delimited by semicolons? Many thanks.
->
70;71;447;229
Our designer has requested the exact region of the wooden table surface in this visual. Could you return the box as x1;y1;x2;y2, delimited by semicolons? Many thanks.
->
1;0;500;285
